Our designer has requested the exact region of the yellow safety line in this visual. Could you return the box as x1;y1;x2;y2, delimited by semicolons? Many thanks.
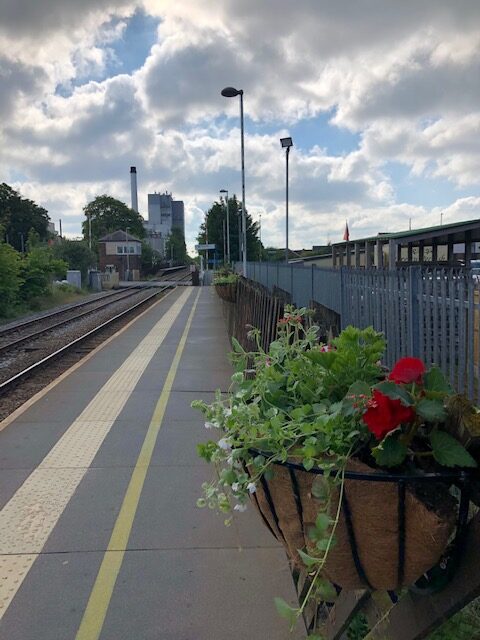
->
75;289;201;640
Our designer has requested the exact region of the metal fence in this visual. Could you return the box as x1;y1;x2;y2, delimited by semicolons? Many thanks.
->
236;262;480;402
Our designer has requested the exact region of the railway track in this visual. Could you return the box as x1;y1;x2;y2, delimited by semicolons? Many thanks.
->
0;285;173;420
0;287;153;353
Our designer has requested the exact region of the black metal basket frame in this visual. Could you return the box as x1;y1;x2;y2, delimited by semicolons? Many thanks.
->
248;447;472;593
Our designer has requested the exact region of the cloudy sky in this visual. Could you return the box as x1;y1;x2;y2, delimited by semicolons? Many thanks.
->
1;1;480;253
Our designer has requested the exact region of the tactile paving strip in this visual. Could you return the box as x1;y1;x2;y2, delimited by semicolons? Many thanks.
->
0;288;192;619
0;555;36;615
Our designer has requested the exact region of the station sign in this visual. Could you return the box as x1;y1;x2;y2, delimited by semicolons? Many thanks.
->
195;243;216;251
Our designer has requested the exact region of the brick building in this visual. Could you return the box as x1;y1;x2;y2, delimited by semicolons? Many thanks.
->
98;230;142;280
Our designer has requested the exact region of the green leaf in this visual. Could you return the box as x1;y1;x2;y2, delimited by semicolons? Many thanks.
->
424;367;452;395
430;430;477;468
373;436;407;467
346;380;371;397
298;549;320;567
230;336;245;354
316;537;336;551
375;381;413;406
305;349;337;368
311;476;331;501
417;398;447;423
316;578;337;602
315;513;331;531
274;597;298;626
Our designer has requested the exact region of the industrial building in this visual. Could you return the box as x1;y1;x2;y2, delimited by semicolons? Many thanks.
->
129;166;185;257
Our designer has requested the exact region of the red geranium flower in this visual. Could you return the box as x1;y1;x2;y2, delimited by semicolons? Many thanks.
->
363;389;415;439
389;357;426;385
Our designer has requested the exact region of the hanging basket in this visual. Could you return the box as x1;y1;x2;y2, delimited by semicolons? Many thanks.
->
248;451;470;591
215;282;237;303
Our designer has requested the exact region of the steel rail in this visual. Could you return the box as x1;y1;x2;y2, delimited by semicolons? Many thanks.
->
0;287;139;337
0;286;170;396
0;287;156;355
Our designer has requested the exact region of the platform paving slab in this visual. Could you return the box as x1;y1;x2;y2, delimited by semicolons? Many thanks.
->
100;548;304;640
0;288;304;639
0;551;105;640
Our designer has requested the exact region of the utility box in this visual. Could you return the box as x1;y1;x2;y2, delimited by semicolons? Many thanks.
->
66;270;82;289
89;270;102;291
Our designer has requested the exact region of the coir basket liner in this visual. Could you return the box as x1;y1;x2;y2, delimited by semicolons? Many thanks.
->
249;457;459;591
215;283;237;303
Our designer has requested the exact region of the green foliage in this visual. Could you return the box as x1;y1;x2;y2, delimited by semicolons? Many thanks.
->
373;434;408;467
52;239;95;281
82;195;145;247
213;273;238;285
197;195;262;264
21;247;67;302
140;241;162;275
307;326;385;401
0;183;50;251
0;242;23;317
165;227;188;265
429;430;477;468
428;596;480;640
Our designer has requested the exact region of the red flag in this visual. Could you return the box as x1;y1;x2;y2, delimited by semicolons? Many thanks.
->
343;221;350;241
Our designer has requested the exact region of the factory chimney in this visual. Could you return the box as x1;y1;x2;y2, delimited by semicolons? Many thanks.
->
130;166;138;212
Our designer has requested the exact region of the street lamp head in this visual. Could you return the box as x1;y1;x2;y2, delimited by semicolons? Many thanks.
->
221;86;242;98
280;136;293;148
219;189;228;194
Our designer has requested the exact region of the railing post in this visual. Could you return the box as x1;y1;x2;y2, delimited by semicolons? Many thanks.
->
340;266;346;330
291;265;294;303
408;266;420;357
311;264;315;305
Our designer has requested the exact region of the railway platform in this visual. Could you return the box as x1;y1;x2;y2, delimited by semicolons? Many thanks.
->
0;287;302;639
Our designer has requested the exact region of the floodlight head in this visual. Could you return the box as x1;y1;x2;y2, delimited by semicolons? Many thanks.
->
221;86;242;97
220;189;228;194
280;137;293;148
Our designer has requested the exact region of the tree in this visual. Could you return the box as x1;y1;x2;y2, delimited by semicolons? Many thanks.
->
0;183;50;251
52;239;96;281
82;195;146;247
140;241;162;276
197;195;262;265
0;240;23;317
165;228;188;266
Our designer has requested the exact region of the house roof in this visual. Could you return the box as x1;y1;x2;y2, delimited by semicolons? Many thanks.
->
98;230;142;243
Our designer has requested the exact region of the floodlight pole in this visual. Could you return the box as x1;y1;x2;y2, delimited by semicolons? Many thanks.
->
240;91;247;276
285;145;290;263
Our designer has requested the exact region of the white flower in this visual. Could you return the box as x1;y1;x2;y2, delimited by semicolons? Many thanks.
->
226;455;234;465
234;503;247;512
204;421;215;430
224;408;232;416
231;482;240;491
247;482;256;494
218;437;232;451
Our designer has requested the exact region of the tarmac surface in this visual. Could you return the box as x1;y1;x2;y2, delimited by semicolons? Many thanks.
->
0;287;303;639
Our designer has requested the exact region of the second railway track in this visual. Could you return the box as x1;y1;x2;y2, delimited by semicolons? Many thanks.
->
0;285;176;420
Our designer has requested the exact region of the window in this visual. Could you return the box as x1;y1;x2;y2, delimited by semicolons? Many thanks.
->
129;245;135;254
116;245;124;254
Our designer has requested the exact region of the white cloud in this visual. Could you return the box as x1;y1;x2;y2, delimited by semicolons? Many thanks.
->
1;0;480;255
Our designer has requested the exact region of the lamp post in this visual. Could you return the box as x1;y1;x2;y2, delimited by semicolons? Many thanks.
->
221;86;246;276
280;136;293;263
220;189;230;264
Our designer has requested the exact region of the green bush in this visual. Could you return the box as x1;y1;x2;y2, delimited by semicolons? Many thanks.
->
0;243;23;317
21;248;67;303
